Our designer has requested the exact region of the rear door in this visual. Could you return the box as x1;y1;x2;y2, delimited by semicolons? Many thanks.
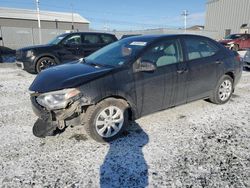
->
81;34;103;57
100;34;117;45
134;38;187;116
182;36;222;102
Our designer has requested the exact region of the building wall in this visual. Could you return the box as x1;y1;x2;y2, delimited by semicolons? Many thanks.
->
0;18;89;31
205;0;250;39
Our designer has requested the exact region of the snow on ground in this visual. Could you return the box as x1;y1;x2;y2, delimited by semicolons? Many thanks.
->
0;66;249;188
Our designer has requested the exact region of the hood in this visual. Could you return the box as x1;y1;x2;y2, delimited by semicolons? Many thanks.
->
18;44;54;51
29;62;113;93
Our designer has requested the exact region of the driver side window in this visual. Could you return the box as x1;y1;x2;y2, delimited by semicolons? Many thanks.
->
62;34;81;45
141;39;183;67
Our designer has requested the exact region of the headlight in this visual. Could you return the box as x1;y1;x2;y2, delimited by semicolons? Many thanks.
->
26;50;34;57
36;88;80;110
227;42;234;45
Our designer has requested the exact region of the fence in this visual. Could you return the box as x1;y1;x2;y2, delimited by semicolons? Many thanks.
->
0;26;67;49
0;26;219;49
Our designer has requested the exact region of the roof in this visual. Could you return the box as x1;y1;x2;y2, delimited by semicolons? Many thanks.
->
121;34;213;42
57;32;116;37
0;7;90;24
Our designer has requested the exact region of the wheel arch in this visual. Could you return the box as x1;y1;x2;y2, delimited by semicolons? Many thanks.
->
225;71;235;82
95;95;138;121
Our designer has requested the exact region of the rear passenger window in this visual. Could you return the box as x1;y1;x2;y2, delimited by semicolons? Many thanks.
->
101;35;116;44
83;34;101;44
184;38;219;61
141;39;183;67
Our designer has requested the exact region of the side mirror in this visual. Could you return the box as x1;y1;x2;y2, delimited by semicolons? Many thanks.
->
0;37;2;40
135;61;156;72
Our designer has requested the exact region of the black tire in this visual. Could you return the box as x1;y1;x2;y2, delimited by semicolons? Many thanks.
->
209;75;234;104
84;98;129;142
36;57;56;73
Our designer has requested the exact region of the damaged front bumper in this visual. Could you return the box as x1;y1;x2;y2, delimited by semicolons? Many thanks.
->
30;95;88;133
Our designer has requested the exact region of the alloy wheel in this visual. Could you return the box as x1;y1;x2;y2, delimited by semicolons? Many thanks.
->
38;58;56;72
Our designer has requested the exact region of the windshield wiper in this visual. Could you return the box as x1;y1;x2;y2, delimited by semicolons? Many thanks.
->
85;61;104;68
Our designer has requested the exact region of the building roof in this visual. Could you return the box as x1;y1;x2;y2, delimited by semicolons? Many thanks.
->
0;7;90;24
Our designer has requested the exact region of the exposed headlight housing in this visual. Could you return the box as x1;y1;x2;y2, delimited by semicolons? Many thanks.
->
26;50;34;58
36;88;80;110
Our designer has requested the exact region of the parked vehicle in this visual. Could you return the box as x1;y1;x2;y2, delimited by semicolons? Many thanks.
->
29;34;242;142
219;34;250;51
243;48;250;70
16;32;117;73
0;46;16;63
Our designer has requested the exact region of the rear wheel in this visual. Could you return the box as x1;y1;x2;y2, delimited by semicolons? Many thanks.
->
209;75;233;104
84;98;129;142
36;57;56;73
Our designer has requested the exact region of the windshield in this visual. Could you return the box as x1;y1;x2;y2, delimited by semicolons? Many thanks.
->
48;34;67;45
225;34;242;40
85;38;153;67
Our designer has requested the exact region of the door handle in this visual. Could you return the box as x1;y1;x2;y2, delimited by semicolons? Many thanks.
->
177;69;188;74
215;60;223;64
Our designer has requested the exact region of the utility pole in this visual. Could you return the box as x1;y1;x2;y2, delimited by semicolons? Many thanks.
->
71;3;74;31
182;10;189;33
36;0;42;44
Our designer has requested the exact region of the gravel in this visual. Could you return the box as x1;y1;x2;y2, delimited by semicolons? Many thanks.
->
0;67;249;188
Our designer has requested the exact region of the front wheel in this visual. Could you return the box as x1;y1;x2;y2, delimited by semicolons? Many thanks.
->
209;75;233;104
36;57;56;73
84;98;129;142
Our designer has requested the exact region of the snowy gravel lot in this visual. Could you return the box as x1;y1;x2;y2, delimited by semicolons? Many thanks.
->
0;66;250;188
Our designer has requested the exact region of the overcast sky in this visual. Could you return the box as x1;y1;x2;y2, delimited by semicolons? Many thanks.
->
0;0;207;30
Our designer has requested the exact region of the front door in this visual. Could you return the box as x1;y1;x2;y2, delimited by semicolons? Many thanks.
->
59;33;82;63
134;38;187;116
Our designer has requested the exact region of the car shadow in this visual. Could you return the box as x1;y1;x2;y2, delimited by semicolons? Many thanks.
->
100;122;149;188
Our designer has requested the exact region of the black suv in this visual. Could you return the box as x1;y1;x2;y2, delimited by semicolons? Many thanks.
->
29;34;242;142
16;32;117;73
